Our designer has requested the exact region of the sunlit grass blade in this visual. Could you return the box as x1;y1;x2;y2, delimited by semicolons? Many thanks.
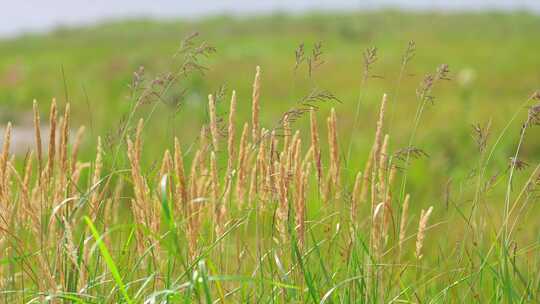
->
84;216;133;304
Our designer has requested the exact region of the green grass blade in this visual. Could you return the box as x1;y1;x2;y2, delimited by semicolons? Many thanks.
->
84;216;133;304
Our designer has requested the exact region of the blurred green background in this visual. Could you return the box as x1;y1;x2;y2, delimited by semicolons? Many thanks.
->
0;11;539;204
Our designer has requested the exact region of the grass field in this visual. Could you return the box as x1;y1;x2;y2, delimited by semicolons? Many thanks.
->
0;11;539;302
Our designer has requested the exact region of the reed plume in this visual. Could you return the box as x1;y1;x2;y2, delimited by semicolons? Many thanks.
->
135;119;144;161
0;122;12;199
221;90;237;217
351;171;362;227
256;130;267;199
415;206;434;260
32;100;43;179
174;137;188;210
276;158;288;244
371;202;385;256
56;103;70;201
370;94;388;210
310;108;322;185
208;94;219;151
71;126;85;174
296;162;310;250
23;152;33;196
327;108;340;197
248;162;258;207
210;150;227;238
227;90;237;174
188;149;202;259
90;136;103;218
159;150;173;192
59;103;70;175
378;134;389;200
282;114;291;155
127;133;149;253
252;66;261;143
46;99;57;185
236;122;249;205
360;149;374;204
399;194;411;253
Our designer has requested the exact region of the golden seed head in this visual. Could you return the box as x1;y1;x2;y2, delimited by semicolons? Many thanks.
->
252;66;261;143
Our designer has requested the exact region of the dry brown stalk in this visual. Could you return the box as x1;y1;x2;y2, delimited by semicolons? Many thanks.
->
70;162;90;195
386;165;397;200
221;176;232;220
33;100;43;180
197;175;210;221
415;206;434;260
159;150;173;196
198;126;209;160
70;126;85;174
371;202;385;256
252;66;261;143
360;148;374;204
264;130;277;198
248;162;258;207
188;149;202;259
209;150;226;238
174;137;188;210
59;103;70;175
370;94;388;210
90;137;103;219
322;170;332;204
208;94;219;151
276;158;288;244
216;178;227;237
236;122;249;205
127;137;149;251
328;108;339;189
351;171;362;227
210;151;219;204
29;183;42;226
282;114;291;155
9;162;29;209
135;119;144;161
245;147;258;198
0;122;12;198
62;216;82;273
296;163;310;250
287;131;300;175
256;130;267;199
293;137;302;190
46;99;57;185
23;152;33;194
227;90;237;174
14;161;37;222
160;150;173;177
374;94;388;160
378;134;390;201
310;108;323;186
81;140;104;283
4;156;13;200
382;164;397;241
399;194;411;253
302;146;314;171
269;130;277;163
111;177;124;222
56;104;71;202
222;106;236;210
